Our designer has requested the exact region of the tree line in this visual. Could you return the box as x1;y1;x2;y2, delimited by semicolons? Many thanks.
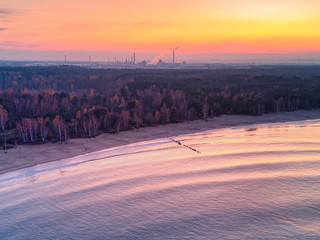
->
1;66;320;148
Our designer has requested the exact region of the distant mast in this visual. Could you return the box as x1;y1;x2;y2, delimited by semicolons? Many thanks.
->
64;54;67;64
134;52;136;64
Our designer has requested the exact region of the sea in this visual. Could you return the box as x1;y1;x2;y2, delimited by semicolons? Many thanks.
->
0;119;319;239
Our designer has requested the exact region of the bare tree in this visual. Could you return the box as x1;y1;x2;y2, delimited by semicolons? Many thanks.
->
0;105;8;150
202;103;208;121
16;120;28;143
134;112;141;129
27;119;34;143
88;111;100;137
53;115;64;142
32;119;39;142
38;117;49;143
71;119;79;136
145;112;153;126
63;123;69;143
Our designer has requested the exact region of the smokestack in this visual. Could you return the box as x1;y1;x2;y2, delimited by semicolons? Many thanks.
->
64;54;67;63
134;52;136;64
173;46;179;64
89;56;91;63
173;50;175;64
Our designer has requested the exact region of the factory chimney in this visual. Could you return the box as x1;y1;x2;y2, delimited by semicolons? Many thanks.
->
173;47;179;64
173;50;175;64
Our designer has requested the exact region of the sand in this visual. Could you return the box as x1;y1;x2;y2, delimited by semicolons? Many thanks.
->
1;109;320;175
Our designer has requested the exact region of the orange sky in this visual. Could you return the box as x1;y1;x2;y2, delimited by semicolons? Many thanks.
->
1;0;320;55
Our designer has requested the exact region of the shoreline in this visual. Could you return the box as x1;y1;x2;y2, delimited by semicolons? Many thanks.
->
1;109;320;176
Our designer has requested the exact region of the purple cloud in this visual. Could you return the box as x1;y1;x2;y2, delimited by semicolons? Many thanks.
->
0;41;40;48
0;10;10;15
0;9;15;19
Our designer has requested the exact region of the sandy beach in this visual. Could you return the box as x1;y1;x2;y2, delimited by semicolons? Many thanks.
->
1;109;320;175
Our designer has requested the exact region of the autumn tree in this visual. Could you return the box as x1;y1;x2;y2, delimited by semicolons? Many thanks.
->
119;97;126;108
120;110;130;129
110;94;119;113
154;111;160;124
160;103;170;123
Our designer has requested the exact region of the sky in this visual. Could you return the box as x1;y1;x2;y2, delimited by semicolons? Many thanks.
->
1;0;320;61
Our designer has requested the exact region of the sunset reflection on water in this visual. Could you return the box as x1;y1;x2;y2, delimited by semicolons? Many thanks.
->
0;120;320;239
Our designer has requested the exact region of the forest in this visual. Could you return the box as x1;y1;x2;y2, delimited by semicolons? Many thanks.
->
1;65;320;148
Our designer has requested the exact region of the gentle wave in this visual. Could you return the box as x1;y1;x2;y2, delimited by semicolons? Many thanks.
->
0;119;320;239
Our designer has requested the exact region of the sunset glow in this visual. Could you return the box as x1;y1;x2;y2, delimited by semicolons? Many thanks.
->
1;0;320;56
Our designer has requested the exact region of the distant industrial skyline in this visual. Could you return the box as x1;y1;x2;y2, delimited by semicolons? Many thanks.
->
0;49;320;65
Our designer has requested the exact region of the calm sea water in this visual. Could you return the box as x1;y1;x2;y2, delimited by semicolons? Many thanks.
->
0;120;320;240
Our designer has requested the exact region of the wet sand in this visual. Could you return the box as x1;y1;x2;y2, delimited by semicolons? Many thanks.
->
1;109;320;175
